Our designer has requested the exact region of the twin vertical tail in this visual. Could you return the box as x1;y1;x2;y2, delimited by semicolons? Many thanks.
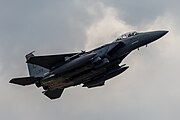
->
25;51;49;77
9;51;49;86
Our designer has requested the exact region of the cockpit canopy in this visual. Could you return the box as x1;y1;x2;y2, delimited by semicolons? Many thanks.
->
116;31;138;41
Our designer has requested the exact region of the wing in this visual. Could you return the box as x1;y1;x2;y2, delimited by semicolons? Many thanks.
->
26;53;78;69
44;89;64;100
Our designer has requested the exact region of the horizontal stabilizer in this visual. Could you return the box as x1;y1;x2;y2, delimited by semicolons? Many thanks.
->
9;77;41;86
26;53;78;69
44;89;64;100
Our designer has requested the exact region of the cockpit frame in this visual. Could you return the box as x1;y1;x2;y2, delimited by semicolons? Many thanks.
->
116;31;138;41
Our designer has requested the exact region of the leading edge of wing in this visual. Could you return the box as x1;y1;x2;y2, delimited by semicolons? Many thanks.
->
26;53;78;69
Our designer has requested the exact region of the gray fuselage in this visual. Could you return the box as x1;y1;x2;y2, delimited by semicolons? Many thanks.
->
40;31;168;90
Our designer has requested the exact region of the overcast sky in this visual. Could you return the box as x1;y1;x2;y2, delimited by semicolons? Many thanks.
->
1;0;180;120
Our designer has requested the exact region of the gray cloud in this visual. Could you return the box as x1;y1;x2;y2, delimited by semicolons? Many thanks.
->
0;0;180;120
102;0;172;25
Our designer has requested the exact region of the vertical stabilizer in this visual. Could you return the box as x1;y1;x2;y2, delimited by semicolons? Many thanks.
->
25;51;49;77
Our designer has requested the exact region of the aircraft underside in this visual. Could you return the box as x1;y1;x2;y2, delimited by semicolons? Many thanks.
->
41;59;128;90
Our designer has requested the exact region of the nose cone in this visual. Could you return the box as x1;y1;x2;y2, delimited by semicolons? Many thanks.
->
149;30;168;40
132;30;168;49
154;30;168;39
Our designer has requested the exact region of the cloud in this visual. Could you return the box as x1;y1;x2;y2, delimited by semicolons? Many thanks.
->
83;2;180;120
85;3;134;50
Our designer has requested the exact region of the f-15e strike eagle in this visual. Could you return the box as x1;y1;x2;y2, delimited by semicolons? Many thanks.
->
10;30;168;100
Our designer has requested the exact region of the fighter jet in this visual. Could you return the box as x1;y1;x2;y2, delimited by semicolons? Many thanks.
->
10;30;168;100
